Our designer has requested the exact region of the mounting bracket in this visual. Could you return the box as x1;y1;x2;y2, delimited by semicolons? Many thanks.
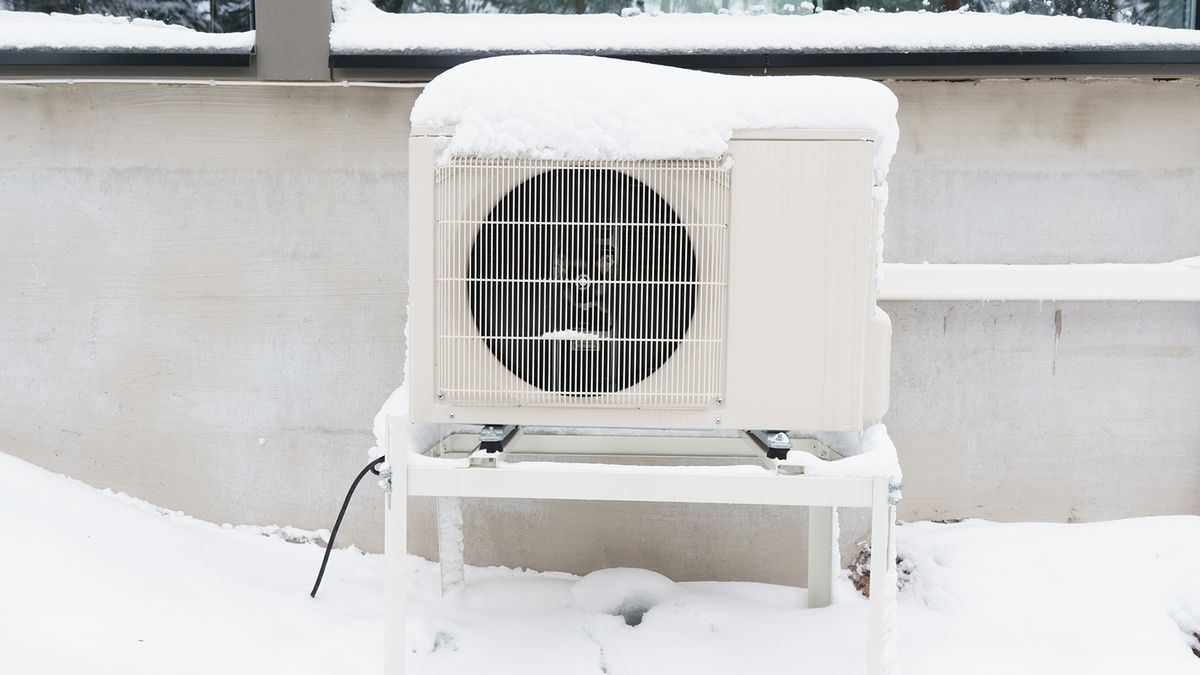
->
383;416;900;675
747;429;792;460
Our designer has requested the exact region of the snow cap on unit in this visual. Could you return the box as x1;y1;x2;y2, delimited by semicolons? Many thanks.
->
410;55;900;182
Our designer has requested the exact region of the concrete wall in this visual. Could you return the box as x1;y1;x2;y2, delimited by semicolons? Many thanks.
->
884;78;1200;263
0;83;415;551
1;77;1197;585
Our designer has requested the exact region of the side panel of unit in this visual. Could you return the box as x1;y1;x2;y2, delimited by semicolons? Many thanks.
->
862;191;892;423
723;138;875;431
863;307;892;423
408;135;441;422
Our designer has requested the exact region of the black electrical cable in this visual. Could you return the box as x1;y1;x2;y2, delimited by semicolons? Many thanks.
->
310;456;386;598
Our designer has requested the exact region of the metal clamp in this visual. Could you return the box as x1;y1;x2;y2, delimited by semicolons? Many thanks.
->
377;464;393;494
747;429;792;460
480;424;520;453
471;425;522;466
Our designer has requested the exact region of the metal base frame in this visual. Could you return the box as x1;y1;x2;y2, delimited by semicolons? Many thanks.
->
383;415;900;675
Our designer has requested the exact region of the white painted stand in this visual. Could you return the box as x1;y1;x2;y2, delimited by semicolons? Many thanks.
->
384;414;900;675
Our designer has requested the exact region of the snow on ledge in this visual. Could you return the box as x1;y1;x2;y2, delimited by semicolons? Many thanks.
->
782;424;901;479
410;55;900;180
0;11;254;53
331;0;1200;55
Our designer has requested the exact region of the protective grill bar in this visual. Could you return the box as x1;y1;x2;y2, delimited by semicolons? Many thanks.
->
435;157;730;409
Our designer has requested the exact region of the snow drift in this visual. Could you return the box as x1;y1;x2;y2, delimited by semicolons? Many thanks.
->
2;451;1198;674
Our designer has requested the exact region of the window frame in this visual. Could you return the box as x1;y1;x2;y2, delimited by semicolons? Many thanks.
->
328;1;1200;76
2;0;1198;77
0;1;256;69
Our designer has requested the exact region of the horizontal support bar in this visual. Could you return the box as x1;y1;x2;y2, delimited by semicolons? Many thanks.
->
408;465;877;507
0;50;253;68
330;49;1200;72
879;261;1200;302
0;78;425;87
468;431;762;457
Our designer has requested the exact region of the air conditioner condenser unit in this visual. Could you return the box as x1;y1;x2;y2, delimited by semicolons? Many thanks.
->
406;55;898;436
408;127;890;434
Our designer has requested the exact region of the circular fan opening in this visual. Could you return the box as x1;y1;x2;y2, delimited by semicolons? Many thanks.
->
468;168;697;397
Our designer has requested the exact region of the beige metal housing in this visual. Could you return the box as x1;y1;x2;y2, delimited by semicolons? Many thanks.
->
408;127;891;432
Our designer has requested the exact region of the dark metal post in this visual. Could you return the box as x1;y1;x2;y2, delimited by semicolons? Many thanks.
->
255;0;332;80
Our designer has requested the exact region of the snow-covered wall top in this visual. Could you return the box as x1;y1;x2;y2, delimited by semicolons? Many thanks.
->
0;11;254;53
332;0;1200;55
410;55;900;180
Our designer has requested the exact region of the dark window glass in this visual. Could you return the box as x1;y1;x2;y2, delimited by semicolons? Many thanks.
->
374;0;624;12
2;1;254;32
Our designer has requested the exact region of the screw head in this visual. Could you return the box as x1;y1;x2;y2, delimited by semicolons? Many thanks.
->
714;418;722;425
448;412;455;420
436;392;444;400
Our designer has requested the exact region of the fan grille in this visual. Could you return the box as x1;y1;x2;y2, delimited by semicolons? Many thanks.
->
435;158;729;408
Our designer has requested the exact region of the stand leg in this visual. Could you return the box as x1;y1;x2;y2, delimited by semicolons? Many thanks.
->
436;496;465;596
385;415;409;675
807;506;836;608
867;478;898;675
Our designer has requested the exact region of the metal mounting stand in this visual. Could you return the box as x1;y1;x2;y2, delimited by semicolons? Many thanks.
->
383;414;900;675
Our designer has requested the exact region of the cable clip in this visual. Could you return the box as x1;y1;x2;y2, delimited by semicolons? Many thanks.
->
377;464;393;494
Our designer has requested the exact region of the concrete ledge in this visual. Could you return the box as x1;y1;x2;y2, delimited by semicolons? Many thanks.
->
880;262;1200;302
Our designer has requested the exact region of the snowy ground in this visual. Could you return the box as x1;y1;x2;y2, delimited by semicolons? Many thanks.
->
2;450;1197;675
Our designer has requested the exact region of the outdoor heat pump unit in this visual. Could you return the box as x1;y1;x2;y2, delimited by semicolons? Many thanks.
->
387;58;904;675
407;128;892;434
